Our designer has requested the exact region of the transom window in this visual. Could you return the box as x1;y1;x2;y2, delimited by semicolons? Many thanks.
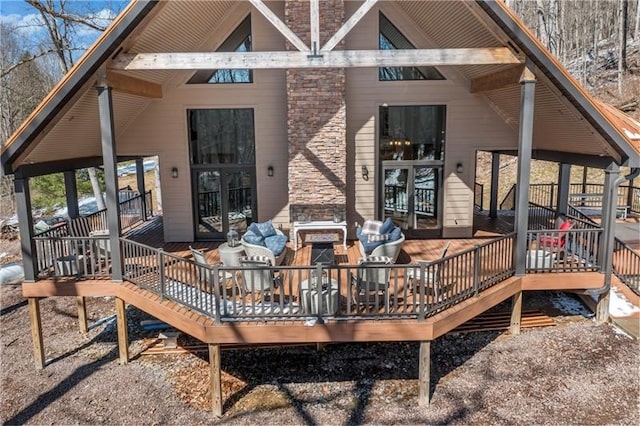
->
188;16;253;84
379;13;445;82
188;109;255;165
379;105;446;161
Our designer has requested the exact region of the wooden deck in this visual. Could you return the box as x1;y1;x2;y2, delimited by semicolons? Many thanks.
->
124;215;502;266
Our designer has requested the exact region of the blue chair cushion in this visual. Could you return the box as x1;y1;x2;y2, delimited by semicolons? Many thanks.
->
357;227;384;254
380;217;395;235
389;226;402;242
254;220;277;238
264;234;287;256
242;229;265;246
247;222;262;237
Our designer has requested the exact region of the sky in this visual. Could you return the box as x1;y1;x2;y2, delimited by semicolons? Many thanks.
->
0;0;126;56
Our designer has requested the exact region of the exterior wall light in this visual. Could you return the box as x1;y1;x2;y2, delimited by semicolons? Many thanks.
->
171;167;178;178
267;165;274;177
361;165;369;181
456;163;463;174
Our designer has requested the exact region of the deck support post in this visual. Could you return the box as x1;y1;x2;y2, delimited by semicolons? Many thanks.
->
489;152;500;218
514;64;536;276
97;85;123;282
77;296;88;333
14;176;37;282
28;298;46;370
418;340;431;406
209;343;223;416
115;298;129;364
596;162;619;323
556;163;571;217
64;170;80;220
596;291;611;324
135;158;147;221
510;291;523;335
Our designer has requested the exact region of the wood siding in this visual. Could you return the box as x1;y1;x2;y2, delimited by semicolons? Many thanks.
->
345;3;517;238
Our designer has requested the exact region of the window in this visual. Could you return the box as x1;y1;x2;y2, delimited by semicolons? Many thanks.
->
188;109;255;165
188;16;253;84
379;13;445;81
379;105;446;161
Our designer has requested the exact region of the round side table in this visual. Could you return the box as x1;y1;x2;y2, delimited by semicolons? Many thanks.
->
218;242;245;266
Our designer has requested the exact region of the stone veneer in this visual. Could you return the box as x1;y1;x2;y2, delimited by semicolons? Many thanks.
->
285;0;346;222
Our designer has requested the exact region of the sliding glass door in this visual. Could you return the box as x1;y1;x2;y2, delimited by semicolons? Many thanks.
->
189;108;256;240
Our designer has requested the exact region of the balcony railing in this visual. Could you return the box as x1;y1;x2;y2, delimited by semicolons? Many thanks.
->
120;234;516;323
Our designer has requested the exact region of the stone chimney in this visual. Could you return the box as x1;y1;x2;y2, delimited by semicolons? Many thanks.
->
285;0;346;222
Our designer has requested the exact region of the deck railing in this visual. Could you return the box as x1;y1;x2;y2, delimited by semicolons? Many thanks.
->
613;239;640;296
33;235;113;279
121;235;516;322
33;190;153;238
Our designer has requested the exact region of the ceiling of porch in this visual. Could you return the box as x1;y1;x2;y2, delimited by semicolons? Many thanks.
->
6;0;636;170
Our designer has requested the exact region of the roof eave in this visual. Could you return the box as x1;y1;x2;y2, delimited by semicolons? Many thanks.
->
478;0;640;168
0;0;158;175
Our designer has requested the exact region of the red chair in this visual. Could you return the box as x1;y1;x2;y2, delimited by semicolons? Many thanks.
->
537;221;573;256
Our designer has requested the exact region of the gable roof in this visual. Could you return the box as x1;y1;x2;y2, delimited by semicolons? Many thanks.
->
479;0;639;164
1;0;639;175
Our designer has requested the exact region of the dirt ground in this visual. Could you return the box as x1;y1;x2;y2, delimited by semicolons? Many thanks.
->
1;283;638;425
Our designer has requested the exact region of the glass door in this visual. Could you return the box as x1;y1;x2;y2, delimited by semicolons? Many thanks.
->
379;105;446;237
188;108;256;240
382;163;442;235
194;168;255;239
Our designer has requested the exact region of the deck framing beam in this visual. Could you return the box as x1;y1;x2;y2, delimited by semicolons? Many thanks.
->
105;70;162;99
470;63;525;93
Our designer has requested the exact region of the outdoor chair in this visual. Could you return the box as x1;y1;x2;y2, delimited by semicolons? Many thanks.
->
356;218;405;263
190;246;242;296
239;255;282;299
406;241;451;301
536;220;573;259
240;221;287;266
350;255;392;310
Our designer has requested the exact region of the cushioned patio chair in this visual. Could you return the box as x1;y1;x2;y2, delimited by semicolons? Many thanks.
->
240;220;287;266
190;246;242;295
406;241;451;300
239;255;281;298
350;255;392;310
356;218;405;263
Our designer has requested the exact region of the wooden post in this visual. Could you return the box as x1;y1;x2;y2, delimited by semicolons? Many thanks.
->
28;298;45;370
556;163;571;217
418;341;431;406
77;296;88;333
596;291;610;324
514;64;536;276
209;343;223;416
135;158;147;221
115;298;129;364
14;176;37;282
489;152;500;218
64;170;80;219
510;291;523;335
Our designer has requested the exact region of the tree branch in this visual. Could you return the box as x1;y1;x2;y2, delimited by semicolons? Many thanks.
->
25;0;109;32
0;48;85;78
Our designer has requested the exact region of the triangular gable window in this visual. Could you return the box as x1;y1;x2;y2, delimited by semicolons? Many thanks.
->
188;16;253;84
379;13;445;81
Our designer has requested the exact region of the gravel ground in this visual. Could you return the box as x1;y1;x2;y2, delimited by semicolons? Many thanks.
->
1;283;638;425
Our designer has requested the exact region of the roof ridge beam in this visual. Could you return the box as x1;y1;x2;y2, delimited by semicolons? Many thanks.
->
111;48;522;71
248;0;309;52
